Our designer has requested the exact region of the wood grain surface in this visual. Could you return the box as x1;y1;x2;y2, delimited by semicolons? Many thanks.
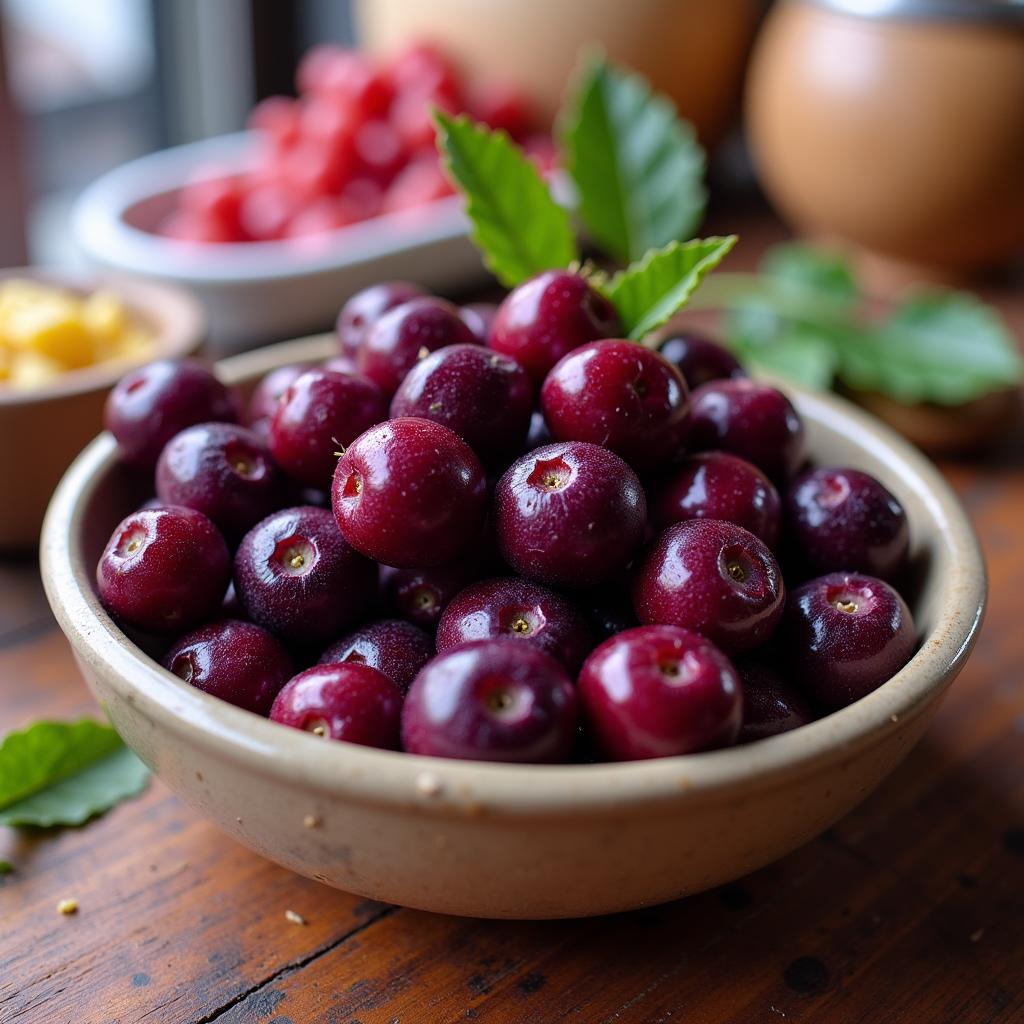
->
2;215;1022;1024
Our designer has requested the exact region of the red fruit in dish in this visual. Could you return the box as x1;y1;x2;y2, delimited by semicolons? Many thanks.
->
658;333;745;389
783;572;915;711
319;618;434;694
633;519;785;655
302;47;393;121
332;417;487;568
247;95;301;149
437;576;595;674
382;559;481;629
233;506;377;646
269;368;387;488
284;197;359;240
178;172;246;238
163;619;293;715
96;506;230;634
578;625;742;760
270;663;402;749
381;155;456;213
155;422;285;540
247;363;311;426
489;271;621;385
389;344;533;466
353;119;406;185
388;42;461;100
493;441;647;588
652;451;782;548
469;82;530;137
357;296;476;396
735;660;814;743
105;359;237;471
541;339;690;472
687;379;805;482
389;88;458;153
336;280;426;359
401;640;578;763
785;467;910;581
238;182;303;241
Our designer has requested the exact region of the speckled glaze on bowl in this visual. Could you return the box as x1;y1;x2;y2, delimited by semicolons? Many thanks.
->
40;335;986;919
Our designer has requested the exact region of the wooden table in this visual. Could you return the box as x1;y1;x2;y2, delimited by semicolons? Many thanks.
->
3;219;1023;1024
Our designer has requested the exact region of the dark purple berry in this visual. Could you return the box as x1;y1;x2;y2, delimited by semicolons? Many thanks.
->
163;619;292;715
269;368;387;488
633;519;785;655
437;576;594;674
332;417;487;568
357;296;475;396
489;270;621;385
320;618;434;694
96;506;230;634
390;344;533;466
105;359;237;471
688;379;805;482
382;560;480;629
234;506;377;645
336;280;426;358
659;333;744;389
735;660;814;743
270;663;402;749
652;451;782;548
541;340;690;472
785;467;910;580
401;640;578;763
459;302;498;343
578;625;742;760
783;572;915;711
247;363;311;426
494;441;646;588
155;422;285;540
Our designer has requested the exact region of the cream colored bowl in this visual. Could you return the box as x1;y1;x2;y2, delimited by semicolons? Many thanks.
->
41;335;986;919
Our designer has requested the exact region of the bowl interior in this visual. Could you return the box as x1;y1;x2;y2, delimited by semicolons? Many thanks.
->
40;333;986;815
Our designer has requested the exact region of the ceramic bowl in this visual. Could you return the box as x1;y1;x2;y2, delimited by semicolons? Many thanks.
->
40;335;986;919
0;268;204;552
71;133;487;354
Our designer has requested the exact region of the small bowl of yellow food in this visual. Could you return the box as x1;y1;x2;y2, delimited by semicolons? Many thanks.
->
0;269;205;550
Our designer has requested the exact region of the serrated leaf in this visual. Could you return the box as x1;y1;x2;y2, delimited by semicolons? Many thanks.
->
761;243;857;308
561;55;706;263
835;291;1024;406
0;720;149;828
733;328;837;391
434;111;577;287
604;236;737;342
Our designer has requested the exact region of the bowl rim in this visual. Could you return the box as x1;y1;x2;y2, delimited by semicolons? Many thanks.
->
0;266;206;405
40;335;987;818
70;131;470;285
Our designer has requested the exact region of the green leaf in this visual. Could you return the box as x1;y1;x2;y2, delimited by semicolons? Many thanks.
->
835;291;1024;406
761;243;857;308
604;236;737;341
434;111;577;287
733;327;838;391
560;55;706;263
0;720;149;828
0;860;11;875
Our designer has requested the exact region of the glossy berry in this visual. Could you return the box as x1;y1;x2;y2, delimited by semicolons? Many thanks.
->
437;576;594;674
336;280;425;359
357;296;476;396
659;333;744;389
494;441;647;588
389;344;533;466
269;368;387;488
401;640;578;763
155;422;285;540
105;360;237;470
459;302;498;344
247;363;310;426
783;572;915;711
270;663;402;749
234;506;377;645
382;560;480;629
541;340;690;472
633;519;785;655
163;619;293;715
524;409;552;451
736;660;814;743
489;270;621;385
320;618;434;694
652;451;782;548
785;467;910;580
688;379;805;482
96;506;230;634
578;625;741;760
332;417;487;568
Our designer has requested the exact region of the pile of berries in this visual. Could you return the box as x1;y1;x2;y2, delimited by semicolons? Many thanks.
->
157;43;547;244
97;272;916;764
